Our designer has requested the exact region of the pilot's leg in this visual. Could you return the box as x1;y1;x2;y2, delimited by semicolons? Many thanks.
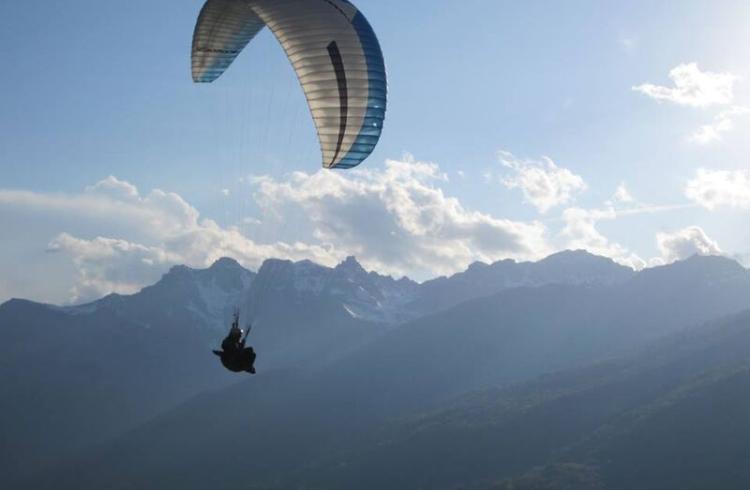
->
244;347;256;374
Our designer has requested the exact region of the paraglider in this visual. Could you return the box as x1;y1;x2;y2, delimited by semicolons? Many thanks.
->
192;0;387;169
213;310;257;374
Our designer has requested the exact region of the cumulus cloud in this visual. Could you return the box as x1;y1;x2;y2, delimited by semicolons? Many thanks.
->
558;206;645;269
560;207;617;252
86;176;140;201
633;63;737;108
552;180;724;269
690;106;749;144
553;180;702;270
499;151;587;213
252;156;551;279
634;64;746;143
46;233;179;302
656;226;722;263
0;176;335;303
48;224;334;304
685;168;750;210
3;159;722;304
611;183;634;203
1;158;562;302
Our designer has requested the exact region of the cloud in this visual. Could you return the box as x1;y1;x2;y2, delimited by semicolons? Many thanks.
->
46;233;179;302
633;63;737;108
86;176;140;201
0;177;336;303
241;217;262;225
499;151;587;213
685;168;750;210
252;155;551;279
47;225;335;304
554;181;696;270
656;226;722;263
611;183;634;204
690;106;749;144
558;206;645;270
1;159;717;304
0;158;559;302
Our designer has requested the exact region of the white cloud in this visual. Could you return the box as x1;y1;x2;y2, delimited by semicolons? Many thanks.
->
86;176;140;201
690;106;749;144
553;180;699;270
685;168;750;210
612;183;634;203
633;63;737;108
554;182;714;269
241;217;262;225
221;188;230;196
46;233;179;302
252;155;551;279
499;151;587;214
0;177;336;303
558;206;645;269
2;158;722;304
0;157;559;302
656;226;722;263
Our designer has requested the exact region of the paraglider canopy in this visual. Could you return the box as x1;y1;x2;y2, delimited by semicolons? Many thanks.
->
192;0;387;170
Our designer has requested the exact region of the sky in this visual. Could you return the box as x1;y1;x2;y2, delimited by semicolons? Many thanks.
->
2;0;750;304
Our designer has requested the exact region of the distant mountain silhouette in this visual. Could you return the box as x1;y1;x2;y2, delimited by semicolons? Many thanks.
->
410;249;634;314
239;256;416;368
14;252;750;490
0;258;255;483
0;254;414;484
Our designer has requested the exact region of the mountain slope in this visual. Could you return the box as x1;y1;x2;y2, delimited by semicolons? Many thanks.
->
277;309;750;490
239;257;417;368
32;256;750;490
410;250;634;314
0;258;258;482
7;252;750;489
0;255;409;484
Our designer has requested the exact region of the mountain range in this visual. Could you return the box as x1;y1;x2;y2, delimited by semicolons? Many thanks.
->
3;250;750;489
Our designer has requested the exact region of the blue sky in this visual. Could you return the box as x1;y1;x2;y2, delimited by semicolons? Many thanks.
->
2;0;750;304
